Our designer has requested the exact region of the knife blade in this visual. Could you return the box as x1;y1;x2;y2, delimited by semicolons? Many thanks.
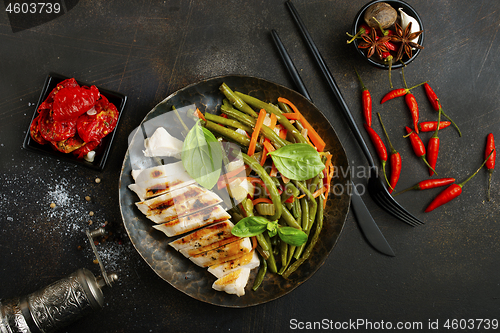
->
271;28;395;256
350;181;395;256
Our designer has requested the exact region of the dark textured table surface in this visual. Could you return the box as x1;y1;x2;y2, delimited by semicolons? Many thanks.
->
1;0;499;332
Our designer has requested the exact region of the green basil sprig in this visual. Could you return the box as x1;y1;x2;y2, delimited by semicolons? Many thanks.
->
268;143;325;181
231;216;307;247
181;120;223;190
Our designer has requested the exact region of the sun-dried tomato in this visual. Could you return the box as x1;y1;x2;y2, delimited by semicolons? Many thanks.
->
39;107;77;142
77;96;119;142
29;112;48;145
52;85;100;121
51;135;87;154
73;140;101;159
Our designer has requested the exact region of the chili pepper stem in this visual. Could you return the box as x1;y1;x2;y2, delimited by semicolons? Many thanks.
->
386;55;393;88
354;67;367;90
421;156;438;175
401;67;429;91
372;17;388;36
392;184;418;196
459;149;496;188
382;160;391;190
346;30;363;44
440;107;462;137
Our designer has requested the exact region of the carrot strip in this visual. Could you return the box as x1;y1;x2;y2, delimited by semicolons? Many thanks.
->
195;108;206;122
252;197;273;205
282;113;301;120
269;113;277;129
277;97;326;152
248;109;267;156
270;163;278;177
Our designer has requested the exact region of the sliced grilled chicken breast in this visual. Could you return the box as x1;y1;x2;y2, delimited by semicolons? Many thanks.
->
153;205;230;237
208;250;259;278
212;267;251;297
136;185;223;224
188;237;253;268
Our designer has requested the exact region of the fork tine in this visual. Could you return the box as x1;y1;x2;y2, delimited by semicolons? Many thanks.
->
372;192;422;226
372;188;423;226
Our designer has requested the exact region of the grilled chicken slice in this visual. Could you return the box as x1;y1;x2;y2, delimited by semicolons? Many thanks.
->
129;161;195;201
212;267;251;297
208;250;259;278
188;237;253;268
168;220;234;252
153;205;230;237
136;184;223;224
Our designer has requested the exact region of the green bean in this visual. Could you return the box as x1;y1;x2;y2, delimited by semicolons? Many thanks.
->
220;83;259;118
235;91;307;145
281;205;301;229
242;153;282;221
279;235;288;268
283;195;324;279
205;121;262;151
204;112;252;133
257;233;277;273
252;254;267;291
221;102;290;148
221;100;256;127
294;180;318;231
300;197;309;230
292;198;302;226
278;101;293;113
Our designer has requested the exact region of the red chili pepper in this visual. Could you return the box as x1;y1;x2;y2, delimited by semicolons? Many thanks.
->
425;150;495;212
423;83;462;137
405;92;419;133
364;123;389;185
426;109;443;176
380;81;428;104
405;126;438;175
418;121;451;132
377;113;401;193
354;68;372;127
394;178;456;196
485;133;496;201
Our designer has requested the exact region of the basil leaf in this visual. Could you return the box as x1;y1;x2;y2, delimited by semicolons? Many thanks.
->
231;216;269;238
268;143;325;181
278;226;308;246
182;120;223;190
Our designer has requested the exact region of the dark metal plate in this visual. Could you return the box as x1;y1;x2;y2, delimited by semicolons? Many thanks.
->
118;74;350;307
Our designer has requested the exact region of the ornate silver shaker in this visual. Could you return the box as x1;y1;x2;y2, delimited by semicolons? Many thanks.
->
0;228;118;333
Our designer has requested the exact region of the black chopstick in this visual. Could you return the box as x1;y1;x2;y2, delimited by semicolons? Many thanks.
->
270;29;313;102
285;0;375;167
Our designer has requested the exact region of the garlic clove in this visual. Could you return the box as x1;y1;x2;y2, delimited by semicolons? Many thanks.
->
398;8;420;43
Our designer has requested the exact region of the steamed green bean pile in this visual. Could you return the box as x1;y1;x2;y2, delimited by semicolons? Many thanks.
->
204;83;334;285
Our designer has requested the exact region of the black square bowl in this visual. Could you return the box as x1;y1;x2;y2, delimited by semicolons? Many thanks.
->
23;73;127;171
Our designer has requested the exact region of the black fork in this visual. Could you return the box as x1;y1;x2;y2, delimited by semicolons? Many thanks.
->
285;1;423;226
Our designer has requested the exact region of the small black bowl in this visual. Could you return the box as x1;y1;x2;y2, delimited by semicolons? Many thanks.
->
351;0;424;69
23;73;127;171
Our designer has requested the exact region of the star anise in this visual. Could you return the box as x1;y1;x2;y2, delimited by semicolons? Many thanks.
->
357;29;390;60
390;22;424;61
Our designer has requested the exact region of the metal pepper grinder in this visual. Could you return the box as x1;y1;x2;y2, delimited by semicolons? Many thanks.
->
0;228;118;333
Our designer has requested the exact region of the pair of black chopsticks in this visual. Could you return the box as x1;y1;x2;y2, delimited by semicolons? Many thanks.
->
271;1;395;257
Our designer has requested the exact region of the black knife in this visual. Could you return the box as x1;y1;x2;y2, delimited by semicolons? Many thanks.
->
271;29;395;257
